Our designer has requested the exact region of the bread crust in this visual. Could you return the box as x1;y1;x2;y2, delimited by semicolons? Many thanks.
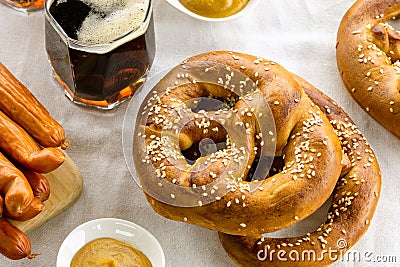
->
336;0;400;138
219;75;381;267
134;51;344;236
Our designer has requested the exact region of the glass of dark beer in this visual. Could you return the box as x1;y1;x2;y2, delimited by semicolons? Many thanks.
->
1;0;44;12
44;0;155;109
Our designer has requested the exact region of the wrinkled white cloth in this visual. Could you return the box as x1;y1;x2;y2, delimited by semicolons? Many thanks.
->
0;0;399;266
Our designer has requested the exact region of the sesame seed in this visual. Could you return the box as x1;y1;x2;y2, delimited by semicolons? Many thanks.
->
240;223;247;228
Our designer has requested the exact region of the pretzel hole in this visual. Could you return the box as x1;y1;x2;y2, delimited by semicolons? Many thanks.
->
189;90;239;112
180;117;228;165
371;18;400;62
387;15;400;31
246;155;284;182
188;98;228;113
180;92;240;165
182;137;227;165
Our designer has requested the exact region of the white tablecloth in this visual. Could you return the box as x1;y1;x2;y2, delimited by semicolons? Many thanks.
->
0;0;399;266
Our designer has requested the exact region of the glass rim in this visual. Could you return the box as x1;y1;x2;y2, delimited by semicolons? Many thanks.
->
44;0;153;54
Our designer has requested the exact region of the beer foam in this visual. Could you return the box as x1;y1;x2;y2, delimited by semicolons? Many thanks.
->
76;0;148;44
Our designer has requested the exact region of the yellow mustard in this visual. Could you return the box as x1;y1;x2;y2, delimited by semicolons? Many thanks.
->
71;238;152;267
179;0;249;18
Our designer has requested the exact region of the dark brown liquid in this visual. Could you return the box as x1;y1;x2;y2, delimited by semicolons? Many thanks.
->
45;0;155;108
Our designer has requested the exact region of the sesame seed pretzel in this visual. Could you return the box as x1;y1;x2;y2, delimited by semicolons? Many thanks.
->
134;51;344;236
336;0;400;138
219;75;381;266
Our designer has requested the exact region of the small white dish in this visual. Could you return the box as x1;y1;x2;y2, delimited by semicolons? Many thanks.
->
164;0;260;22
57;218;165;267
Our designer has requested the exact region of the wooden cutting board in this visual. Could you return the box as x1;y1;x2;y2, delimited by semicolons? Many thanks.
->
9;154;83;233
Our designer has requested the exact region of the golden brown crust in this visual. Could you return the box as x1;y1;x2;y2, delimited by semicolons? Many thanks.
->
336;0;400;138
134;51;343;236
218;75;381;267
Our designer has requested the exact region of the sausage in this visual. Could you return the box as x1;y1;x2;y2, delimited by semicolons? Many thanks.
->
0;195;3;215
0;110;65;173
20;169;50;202
0;152;36;218
4;197;44;221
0;62;67;148
0;218;36;260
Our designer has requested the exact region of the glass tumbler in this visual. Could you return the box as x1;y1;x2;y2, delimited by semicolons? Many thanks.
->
44;0;156;109
1;0;44;12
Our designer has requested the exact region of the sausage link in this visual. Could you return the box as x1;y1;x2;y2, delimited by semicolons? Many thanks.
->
4;197;44;221
0;152;35;218
0;195;3;215
20;169;50;202
0;62;66;148
0;218;34;260
0;110;65;173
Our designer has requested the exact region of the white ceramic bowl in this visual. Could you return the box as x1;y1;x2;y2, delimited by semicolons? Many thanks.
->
164;0;260;22
57;218;165;267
